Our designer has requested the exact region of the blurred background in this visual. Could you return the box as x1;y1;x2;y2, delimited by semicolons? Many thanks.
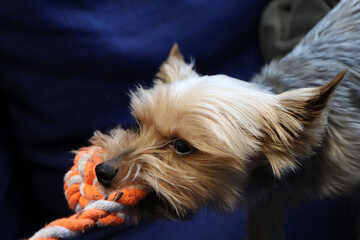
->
0;0;356;239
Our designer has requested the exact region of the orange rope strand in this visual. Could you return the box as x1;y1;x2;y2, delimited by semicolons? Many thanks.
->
29;146;147;240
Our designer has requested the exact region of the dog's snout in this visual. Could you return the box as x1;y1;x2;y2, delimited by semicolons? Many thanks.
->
95;162;118;187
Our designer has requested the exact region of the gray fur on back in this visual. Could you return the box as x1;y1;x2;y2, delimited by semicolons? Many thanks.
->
252;0;360;196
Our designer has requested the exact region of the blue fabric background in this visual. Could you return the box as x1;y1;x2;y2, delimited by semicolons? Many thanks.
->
0;0;356;239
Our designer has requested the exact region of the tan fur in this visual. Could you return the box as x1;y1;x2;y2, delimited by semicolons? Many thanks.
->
91;46;349;220
90;127;138;161
155;44;198;84
263;70;346;177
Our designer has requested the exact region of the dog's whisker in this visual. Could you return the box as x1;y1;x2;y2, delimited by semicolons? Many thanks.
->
122;162;135;182
131;163;142;181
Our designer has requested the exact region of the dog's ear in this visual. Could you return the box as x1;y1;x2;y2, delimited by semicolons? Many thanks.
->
278;70;346;123
167;43;184;60
263;70;346;178
156;44;199;83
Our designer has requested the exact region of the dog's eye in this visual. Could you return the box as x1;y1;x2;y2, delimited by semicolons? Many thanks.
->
173;139;194;155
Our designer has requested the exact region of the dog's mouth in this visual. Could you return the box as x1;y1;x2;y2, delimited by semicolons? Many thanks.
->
94;164;185;220
135;191;184;220
98;184;183;220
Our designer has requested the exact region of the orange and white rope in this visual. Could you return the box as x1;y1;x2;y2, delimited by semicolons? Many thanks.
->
29;146;147;240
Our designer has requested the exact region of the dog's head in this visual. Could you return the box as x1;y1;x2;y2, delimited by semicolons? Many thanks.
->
92;44;345;218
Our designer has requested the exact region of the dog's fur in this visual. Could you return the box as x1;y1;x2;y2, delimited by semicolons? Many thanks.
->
91;0;360;239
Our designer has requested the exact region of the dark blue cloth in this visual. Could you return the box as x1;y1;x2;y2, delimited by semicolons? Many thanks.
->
0;1;355;239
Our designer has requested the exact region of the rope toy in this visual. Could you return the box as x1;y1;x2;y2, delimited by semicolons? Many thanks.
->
29;146;147;240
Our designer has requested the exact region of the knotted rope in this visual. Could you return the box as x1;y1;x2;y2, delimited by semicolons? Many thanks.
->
29;146;147;240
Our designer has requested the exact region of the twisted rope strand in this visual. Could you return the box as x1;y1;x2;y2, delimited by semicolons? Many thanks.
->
29;146;147;240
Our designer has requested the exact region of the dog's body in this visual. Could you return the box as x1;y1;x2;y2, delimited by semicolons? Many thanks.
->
92;0;360;239
247;0;360;238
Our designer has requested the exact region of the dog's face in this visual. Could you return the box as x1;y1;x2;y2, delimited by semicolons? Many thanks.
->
93;45;345;217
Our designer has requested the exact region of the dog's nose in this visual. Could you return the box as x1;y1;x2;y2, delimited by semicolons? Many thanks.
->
95;162;118;187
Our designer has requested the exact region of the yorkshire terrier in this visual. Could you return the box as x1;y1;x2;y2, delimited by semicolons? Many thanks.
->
91;0;360;239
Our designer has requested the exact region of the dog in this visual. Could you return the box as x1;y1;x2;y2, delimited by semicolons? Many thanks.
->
91;0;360;239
